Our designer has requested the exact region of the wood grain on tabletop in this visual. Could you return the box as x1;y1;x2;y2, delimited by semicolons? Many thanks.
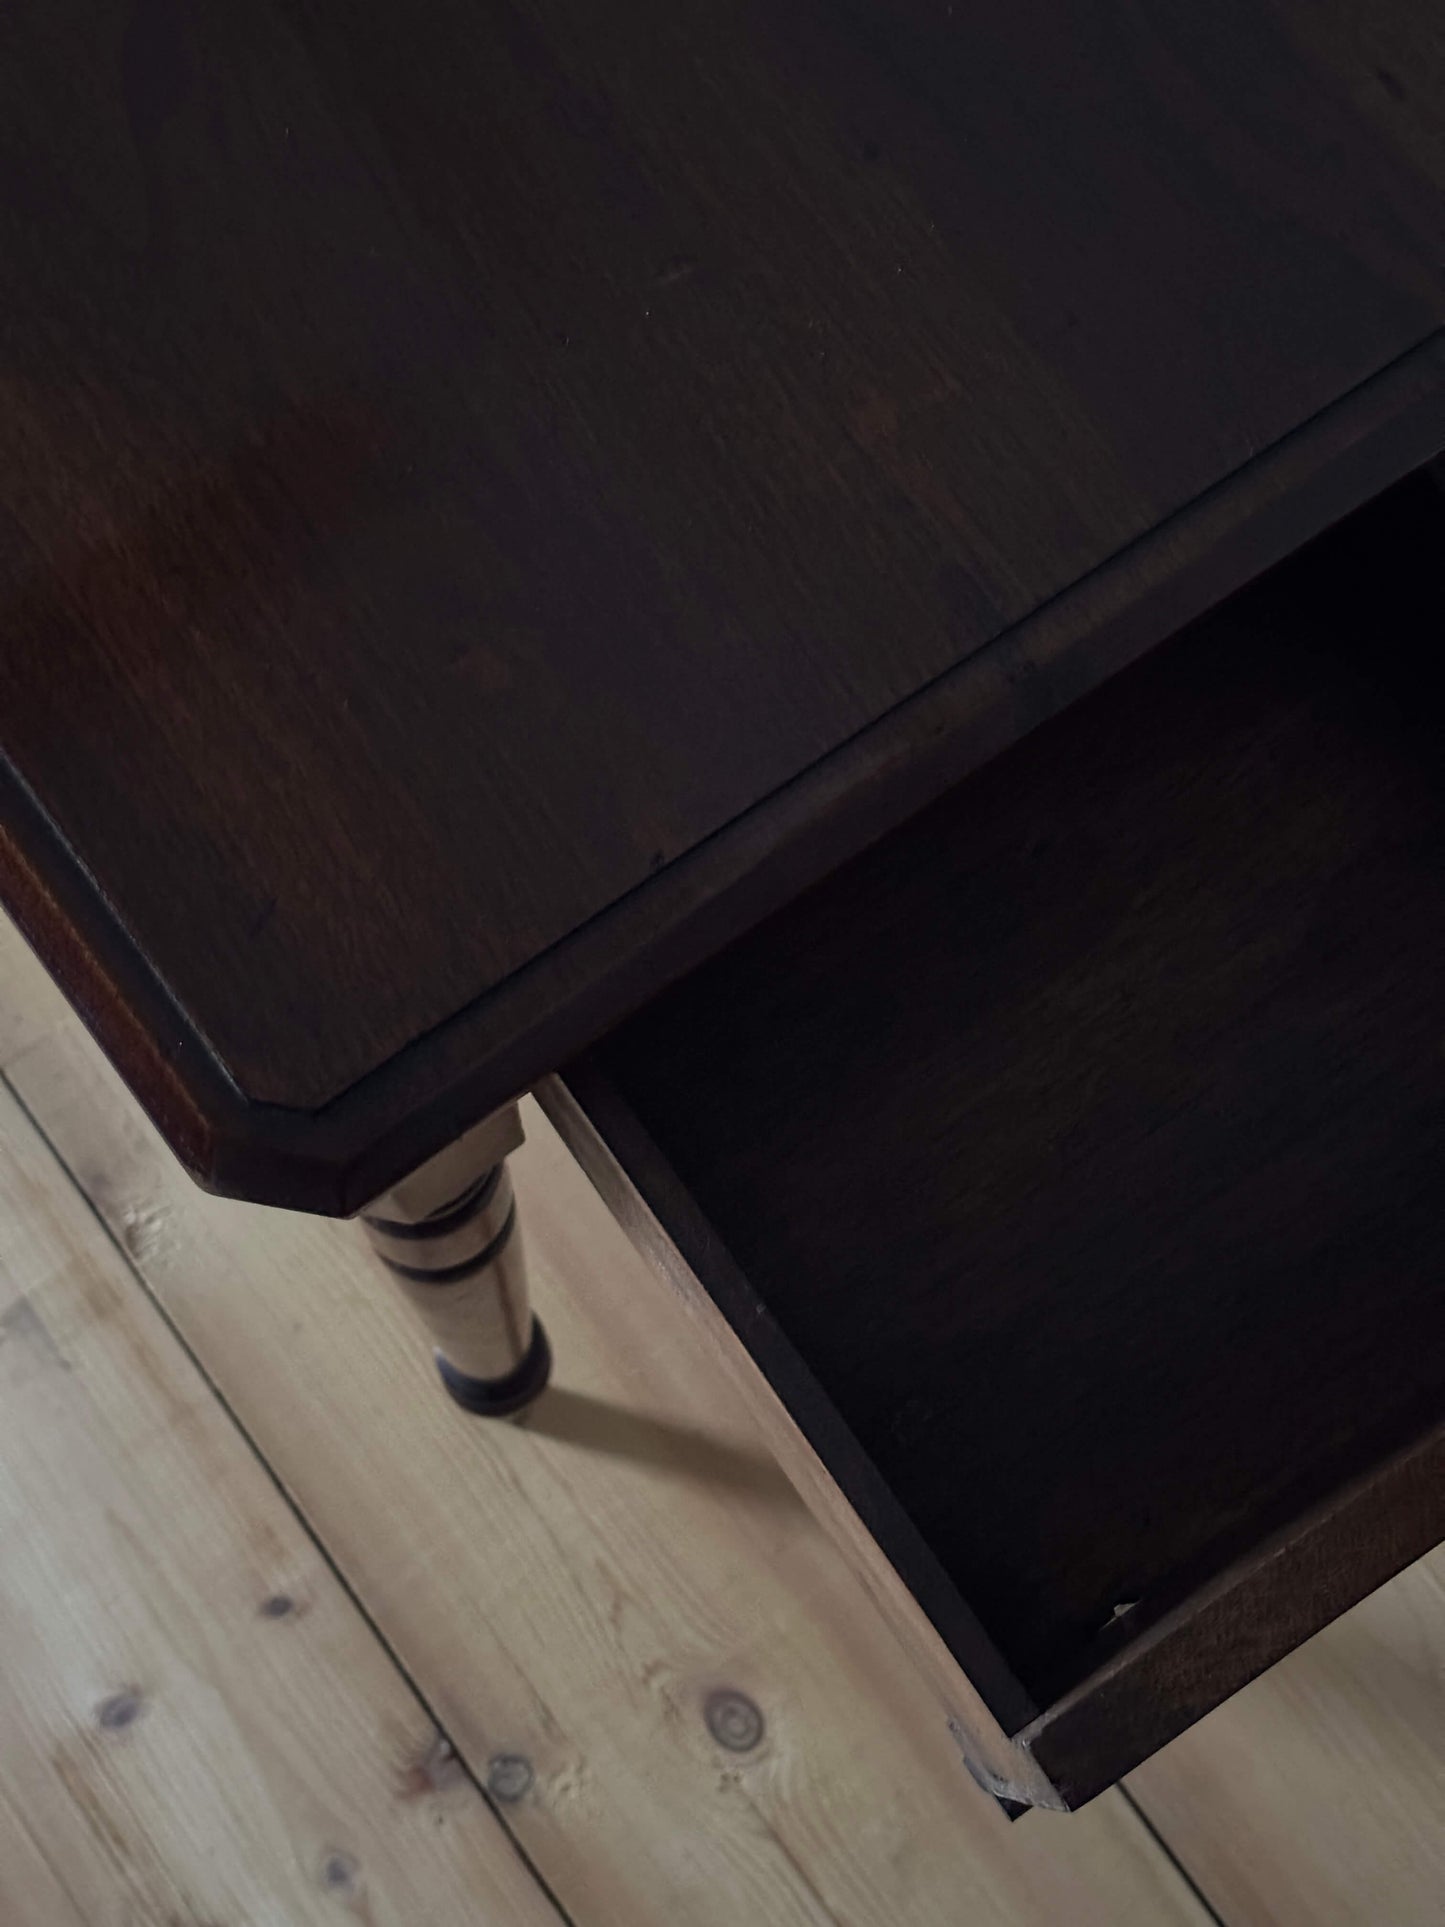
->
0;1082;558;1926
586;480;1445;1733
2;1;1445;1206
0;929;1210;1927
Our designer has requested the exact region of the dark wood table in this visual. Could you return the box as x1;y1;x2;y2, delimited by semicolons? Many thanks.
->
4;0;1444;1810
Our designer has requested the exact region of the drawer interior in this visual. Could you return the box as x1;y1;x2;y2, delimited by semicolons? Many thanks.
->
561;470;1445;1802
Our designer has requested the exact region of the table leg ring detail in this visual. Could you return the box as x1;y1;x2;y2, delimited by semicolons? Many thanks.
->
436;1318;552;1417
360;1105;550;1417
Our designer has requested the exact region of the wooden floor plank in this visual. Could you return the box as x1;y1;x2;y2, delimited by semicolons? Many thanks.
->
0;923;1208;1927
0;1076;559;1927
1126;1552;1445;1925
0;914;67;1067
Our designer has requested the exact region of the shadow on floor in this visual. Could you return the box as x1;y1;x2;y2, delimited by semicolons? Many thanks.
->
521;1386;805;1512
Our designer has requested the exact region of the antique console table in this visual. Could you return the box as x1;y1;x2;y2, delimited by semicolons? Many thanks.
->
3;0;1444;1810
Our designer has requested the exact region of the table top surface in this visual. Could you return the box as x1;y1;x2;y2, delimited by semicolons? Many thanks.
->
3;0;1444;1210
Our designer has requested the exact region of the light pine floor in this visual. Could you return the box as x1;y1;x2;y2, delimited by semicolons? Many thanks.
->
2;914;1443;1926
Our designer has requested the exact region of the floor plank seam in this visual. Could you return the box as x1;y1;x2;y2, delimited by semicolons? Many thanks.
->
0;1064;580;1927
1117;1786;1227;1927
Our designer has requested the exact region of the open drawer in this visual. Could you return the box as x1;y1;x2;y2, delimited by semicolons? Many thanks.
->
542;470;1445;1812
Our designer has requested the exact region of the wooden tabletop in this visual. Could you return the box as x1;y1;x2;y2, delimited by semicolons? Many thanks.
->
3;1;1444;1210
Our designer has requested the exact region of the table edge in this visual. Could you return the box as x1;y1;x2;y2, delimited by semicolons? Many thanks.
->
4;328;1444;1212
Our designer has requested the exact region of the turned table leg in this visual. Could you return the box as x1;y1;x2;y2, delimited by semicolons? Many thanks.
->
360;1104;551;1416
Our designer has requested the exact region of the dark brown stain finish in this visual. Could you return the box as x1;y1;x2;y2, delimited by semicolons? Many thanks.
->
577;474;1445;1797
2;0;1444;1206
